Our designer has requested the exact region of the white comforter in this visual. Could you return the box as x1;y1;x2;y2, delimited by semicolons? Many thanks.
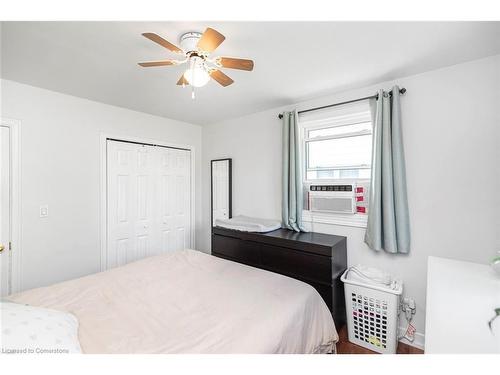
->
8;249;338;354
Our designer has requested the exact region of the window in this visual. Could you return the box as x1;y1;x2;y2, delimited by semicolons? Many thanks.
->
299;101;373;227
301;103;373;181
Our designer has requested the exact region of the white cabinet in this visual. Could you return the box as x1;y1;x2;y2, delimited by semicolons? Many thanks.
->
425;256;500;353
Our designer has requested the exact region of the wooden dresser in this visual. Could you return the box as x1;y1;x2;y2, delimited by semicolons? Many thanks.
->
211;227;347;329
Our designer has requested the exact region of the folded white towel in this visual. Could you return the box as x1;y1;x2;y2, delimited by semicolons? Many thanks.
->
347;265;393;287
215;215;281;233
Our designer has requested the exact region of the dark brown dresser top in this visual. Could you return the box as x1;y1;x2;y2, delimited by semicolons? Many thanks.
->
212;227;346;257
262;228;345;247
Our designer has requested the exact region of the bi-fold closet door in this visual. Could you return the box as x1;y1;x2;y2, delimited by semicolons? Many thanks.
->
106;140;191;269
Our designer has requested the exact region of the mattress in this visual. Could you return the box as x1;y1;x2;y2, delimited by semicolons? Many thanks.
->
8;249;338;354
215;215;282;233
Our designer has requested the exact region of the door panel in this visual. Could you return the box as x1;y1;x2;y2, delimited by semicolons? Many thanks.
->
0;126;10;296
108;142;136;268
107;141;155;268
157;147;191;253
161;229;172;253
135;146;155;260
116;238;129;267
107;140;191;269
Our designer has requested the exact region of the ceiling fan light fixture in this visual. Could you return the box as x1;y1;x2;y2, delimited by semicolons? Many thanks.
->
183;57;210;88
139;28;254;92
183;66;210;87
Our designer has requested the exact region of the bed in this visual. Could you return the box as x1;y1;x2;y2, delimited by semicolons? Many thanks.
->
7;249;338;354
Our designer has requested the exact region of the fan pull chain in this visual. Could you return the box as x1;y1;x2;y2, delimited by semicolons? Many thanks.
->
191;87;195;99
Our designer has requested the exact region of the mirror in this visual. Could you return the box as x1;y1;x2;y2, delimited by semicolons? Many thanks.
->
211;159;232;227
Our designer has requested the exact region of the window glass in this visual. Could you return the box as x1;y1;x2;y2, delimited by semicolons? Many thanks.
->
307;134;372;169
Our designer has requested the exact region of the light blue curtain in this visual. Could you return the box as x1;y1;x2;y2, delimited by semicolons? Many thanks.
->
365;86;410;253
282;111;306;232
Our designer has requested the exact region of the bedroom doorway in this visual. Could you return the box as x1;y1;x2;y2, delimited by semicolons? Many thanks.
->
0;125;11;296
0;119;19;296
104;138;192;269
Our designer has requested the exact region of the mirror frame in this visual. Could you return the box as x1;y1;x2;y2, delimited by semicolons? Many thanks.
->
210;158;232;228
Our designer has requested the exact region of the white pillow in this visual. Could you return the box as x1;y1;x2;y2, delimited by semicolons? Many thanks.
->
1;301;82;354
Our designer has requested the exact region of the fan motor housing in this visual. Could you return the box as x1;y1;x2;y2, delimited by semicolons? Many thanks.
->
180;32;202;53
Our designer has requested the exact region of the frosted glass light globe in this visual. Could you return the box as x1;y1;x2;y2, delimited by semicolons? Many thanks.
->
183;65;210;87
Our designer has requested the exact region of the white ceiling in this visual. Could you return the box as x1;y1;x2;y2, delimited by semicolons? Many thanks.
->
2;22;500;125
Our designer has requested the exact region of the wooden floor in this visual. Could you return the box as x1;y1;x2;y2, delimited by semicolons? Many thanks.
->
336;325;424;354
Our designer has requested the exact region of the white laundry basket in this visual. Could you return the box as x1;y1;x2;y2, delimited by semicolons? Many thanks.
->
341;267;403;354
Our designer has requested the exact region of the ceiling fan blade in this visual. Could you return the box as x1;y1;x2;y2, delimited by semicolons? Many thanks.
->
142;33;183;54
209;69;234;87
177;75;189;86
138;60;177;67
197;28;225;53
217;57;254;71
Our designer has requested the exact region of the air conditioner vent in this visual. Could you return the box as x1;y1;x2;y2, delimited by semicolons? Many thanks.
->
309;184;356;214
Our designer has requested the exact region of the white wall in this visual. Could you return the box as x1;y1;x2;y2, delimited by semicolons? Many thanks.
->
1;79;203;291
202;54;500;345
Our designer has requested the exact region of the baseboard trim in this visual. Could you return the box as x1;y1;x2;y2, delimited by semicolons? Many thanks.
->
398;327;425;351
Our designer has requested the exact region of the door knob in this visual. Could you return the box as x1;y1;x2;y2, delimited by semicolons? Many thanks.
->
0;245;4;253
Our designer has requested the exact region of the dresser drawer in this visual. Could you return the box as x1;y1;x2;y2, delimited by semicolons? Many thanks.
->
212;234;260;266
309;281;333;312
260;243;332;285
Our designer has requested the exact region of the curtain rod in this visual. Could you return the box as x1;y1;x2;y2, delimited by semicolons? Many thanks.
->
277;87;406;119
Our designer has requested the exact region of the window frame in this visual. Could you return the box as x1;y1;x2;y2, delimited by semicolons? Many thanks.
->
301;111;373;183
298;103;373;228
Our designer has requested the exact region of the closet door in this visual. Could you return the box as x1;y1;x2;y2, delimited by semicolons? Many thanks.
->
107;141;157;268
107;140;192;269
157;147;191;253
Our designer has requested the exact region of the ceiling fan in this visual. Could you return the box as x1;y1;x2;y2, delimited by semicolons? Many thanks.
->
138;27;254;98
